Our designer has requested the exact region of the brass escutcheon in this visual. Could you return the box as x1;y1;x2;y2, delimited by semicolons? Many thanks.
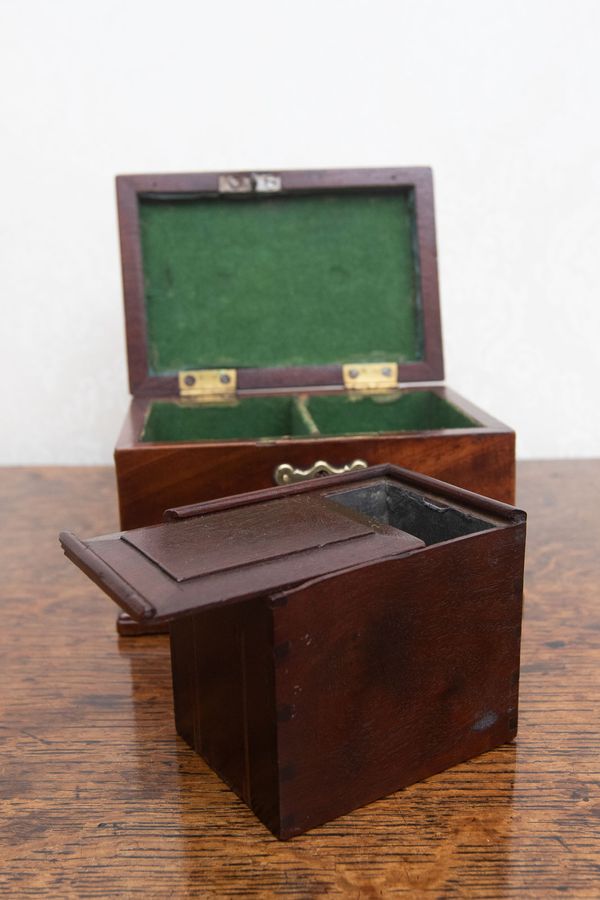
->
274;459;368;485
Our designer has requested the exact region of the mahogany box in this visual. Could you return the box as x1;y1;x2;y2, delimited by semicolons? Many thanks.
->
114;167;515;537
60;464;526;840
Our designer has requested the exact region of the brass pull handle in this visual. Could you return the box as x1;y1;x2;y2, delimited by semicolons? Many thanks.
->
274;459;368;485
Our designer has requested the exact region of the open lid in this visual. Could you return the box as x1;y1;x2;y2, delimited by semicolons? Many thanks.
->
117;168;444;397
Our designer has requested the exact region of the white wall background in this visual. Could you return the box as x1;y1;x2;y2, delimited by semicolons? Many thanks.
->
1;0;599;464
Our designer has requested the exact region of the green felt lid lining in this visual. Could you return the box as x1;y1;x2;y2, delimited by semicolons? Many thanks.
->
138;189;423;375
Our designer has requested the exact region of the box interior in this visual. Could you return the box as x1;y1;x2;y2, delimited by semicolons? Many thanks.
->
141;391;478;443
327;480;496;545
138;190;422;374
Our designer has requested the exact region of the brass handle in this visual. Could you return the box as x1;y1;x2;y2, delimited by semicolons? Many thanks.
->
274;459;368;485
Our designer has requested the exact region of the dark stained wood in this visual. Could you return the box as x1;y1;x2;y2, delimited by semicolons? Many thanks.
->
170;596;281;836
61;478;426;625
272;524;524;838
163;461;518;522
115;386;515;532
1;462;599;890
59;465;525;838
115;174;151;396
123;494;382;578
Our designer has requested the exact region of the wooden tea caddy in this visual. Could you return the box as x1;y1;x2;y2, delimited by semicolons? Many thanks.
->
60;464;526;840
115;167;514;529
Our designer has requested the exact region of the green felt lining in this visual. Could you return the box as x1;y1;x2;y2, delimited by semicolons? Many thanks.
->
141;392;477;443
306;392;476;436
139;190;422;374
141;397;315;443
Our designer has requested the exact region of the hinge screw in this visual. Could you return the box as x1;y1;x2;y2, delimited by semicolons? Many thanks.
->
184;374;196;386
348;368;359;379
220;373;231;385
381;366;392;377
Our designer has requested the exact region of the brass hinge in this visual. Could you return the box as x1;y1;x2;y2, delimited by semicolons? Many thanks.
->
178;369;237;402
342;362;399;393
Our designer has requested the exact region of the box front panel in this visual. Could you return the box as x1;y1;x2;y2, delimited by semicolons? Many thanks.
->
116;430;515;530
271;525;525;838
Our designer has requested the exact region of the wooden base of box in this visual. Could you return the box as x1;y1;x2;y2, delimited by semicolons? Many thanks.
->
115;386;515;530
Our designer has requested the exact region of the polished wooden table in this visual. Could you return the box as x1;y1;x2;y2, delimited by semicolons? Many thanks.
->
1;462;599;897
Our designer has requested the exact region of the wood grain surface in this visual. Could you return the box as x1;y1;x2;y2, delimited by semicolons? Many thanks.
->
115;405;515;532
1;462;599;897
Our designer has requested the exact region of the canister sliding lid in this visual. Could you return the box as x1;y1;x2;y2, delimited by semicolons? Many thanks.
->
59;490;424;624
60;464;525;624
